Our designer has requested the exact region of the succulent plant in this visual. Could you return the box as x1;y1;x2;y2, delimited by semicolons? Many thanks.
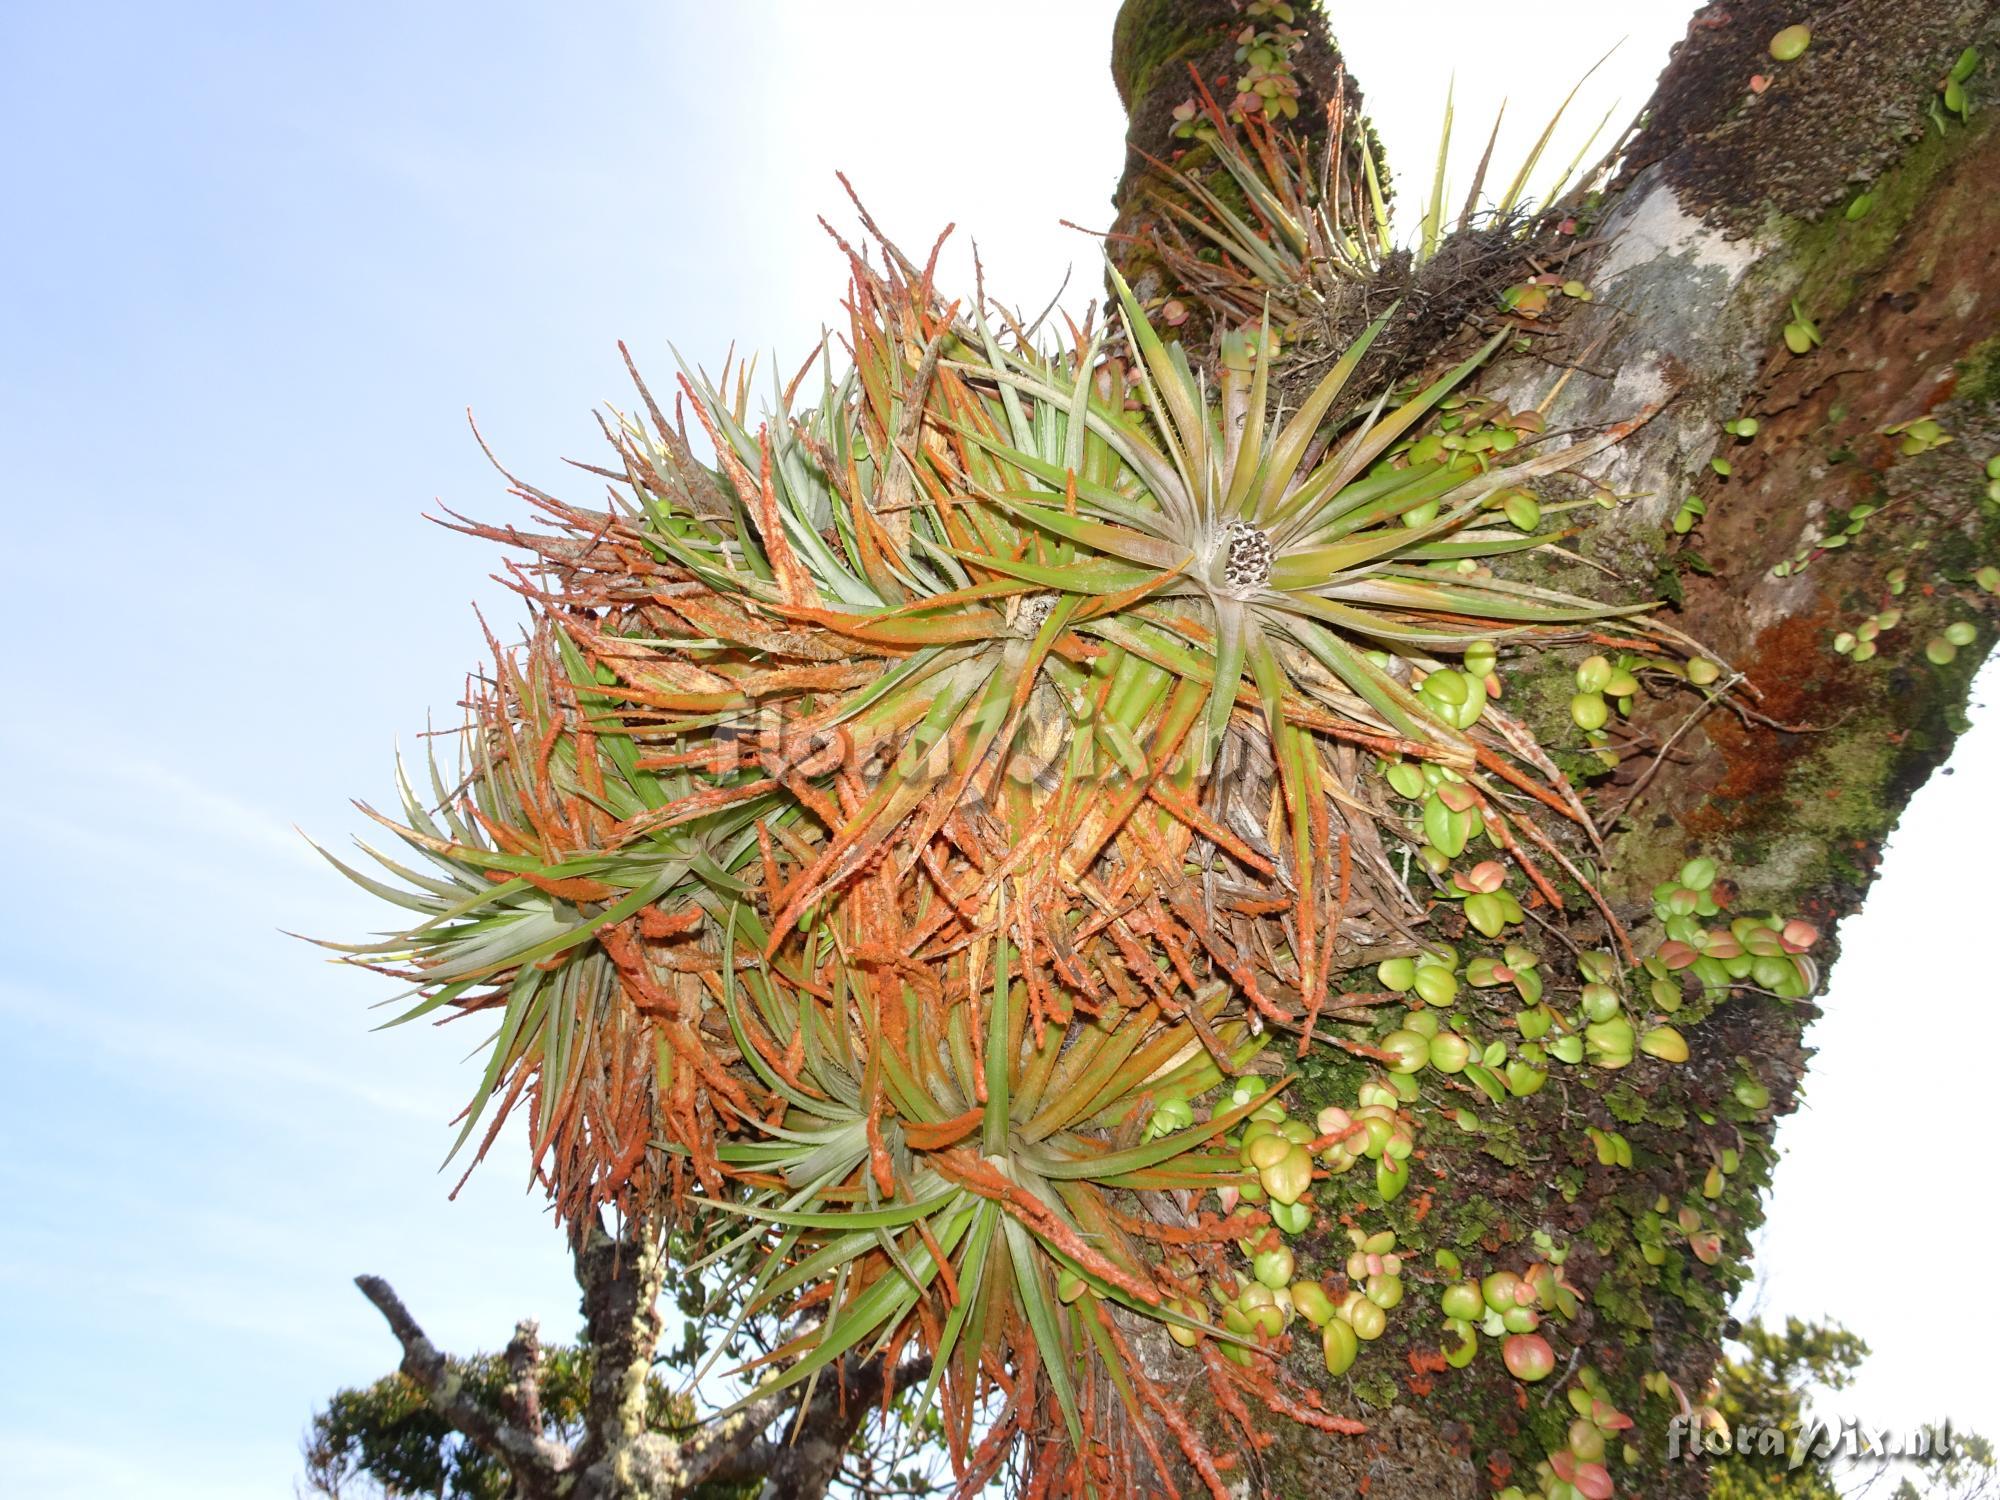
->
1768;24;1811;61
1887;417;1951;456
1783;299;1822;355
1322;1311;1360;1373
1944;46;1982;122
1504;1331;1557;1380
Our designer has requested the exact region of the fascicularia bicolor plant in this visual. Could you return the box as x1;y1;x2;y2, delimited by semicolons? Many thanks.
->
689;898;1372;1490
1140;63;1613;339
322;215;1681;1493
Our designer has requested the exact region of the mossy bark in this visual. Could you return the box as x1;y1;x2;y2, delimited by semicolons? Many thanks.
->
1108;1;2000;1494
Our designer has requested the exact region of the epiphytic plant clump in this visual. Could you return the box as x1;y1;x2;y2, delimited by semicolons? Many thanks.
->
321;225;1678;1490
1500;1366;1638;1500
1566;649;1721;770
1434;1244;1582;1381
1648;859;1821;1005
322;62;1809;1498
1149;56;1611;367
1169;2;1309;132
1887;416;1952;457
1772;496;1882;576
1229;1;1305;121
1834;605;1902;661
1928;620;1979;664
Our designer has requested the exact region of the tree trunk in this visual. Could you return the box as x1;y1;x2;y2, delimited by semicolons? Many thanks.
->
1108;0;2000;1493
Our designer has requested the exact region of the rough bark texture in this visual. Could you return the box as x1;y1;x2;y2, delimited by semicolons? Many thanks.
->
1107;0;2000;1494
354;1273;575;1492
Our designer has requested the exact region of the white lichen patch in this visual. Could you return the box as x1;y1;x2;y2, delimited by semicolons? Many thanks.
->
1597;178;1767;292
1481;167;1787;570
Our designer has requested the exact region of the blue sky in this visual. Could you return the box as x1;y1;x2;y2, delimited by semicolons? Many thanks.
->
2;3;1990;1494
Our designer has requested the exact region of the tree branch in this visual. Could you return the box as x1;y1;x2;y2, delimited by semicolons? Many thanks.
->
349;1249;933;1499
670;1390;795;1490
752;1353;935;1500
501;1316;545;1436
351;1274;571;1485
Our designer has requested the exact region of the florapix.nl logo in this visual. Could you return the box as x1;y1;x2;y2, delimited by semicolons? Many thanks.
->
1667;1411;1959;1470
